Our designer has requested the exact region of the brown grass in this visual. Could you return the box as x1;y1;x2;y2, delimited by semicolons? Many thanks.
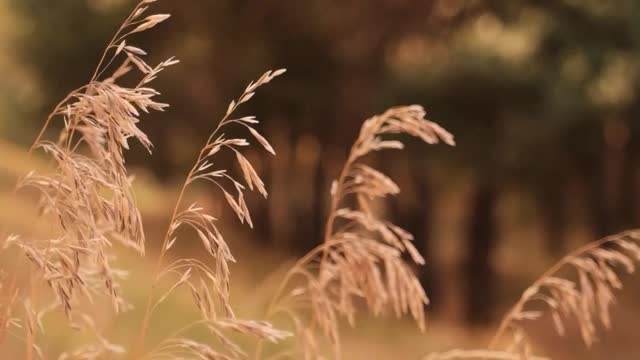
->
257;106;454;359
424;230;640;360
488;230;640;357
4;1;176;357
134;68;291;359
3;1;290;358
2;1;640;359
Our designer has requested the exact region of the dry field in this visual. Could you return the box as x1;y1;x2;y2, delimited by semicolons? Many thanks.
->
1;1;639;359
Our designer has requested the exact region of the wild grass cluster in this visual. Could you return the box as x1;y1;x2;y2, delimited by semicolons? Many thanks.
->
1;1;639;359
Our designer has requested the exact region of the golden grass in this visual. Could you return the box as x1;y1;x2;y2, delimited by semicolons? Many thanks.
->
1;1;640;359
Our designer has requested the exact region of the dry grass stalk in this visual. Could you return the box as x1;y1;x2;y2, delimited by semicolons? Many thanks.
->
1;0;291;357
259;106;454;359
2;0;175;357
422;349;550;360
136;68;291;359
56;313;126;360
142;319;290;360
0;271;20;347
488;229;640;357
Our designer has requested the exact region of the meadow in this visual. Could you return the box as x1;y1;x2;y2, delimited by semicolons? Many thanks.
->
2;1;640;359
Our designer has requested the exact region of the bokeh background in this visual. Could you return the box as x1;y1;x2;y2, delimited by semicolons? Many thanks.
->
2;0;640;358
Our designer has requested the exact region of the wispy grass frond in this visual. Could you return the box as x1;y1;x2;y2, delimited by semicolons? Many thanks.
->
4;0;174;355
136;69;291;358
56;313;125;360
261;105;454;359
142;319;290;360
490;230;640;356
423;349;549;360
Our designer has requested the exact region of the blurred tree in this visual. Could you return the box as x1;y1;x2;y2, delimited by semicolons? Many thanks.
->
7;0;130;144
384;0;640;324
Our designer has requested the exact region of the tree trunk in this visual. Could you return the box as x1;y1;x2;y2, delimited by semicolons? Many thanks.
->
310;154;326;252
620;122;637;230
464;181;497;326
542;186;566;256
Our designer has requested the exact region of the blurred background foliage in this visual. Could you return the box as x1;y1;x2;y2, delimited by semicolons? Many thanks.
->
2;0;640;357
